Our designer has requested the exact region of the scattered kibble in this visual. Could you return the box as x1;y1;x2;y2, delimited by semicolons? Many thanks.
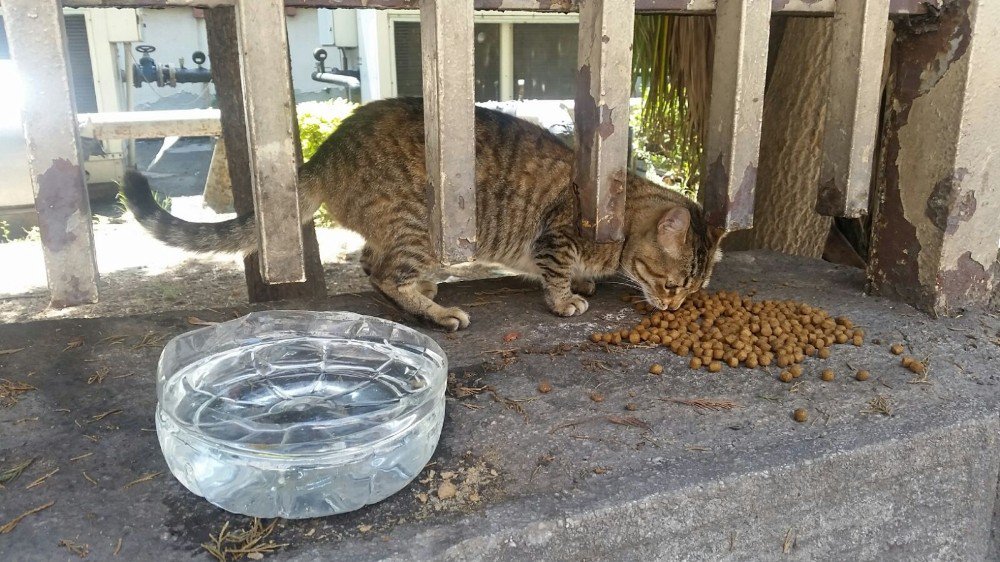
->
625;403;638;412
820;369;835;382
907;360;926;375
649;363;664;375
592;291;858;377
789;364;803;378
855;370;870;381
779;370;794;383
890;343;904;355
793;408;809;423
589;392;604;403
537;381;553;394
901;356;915;368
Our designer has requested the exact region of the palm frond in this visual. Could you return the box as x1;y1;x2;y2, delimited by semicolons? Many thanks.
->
632;15;715;191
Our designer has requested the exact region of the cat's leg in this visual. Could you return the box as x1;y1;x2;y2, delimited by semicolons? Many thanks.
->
534;235;589;317
415;279;438;300
360;244;374;276
571;277;597;297
368;247;468;331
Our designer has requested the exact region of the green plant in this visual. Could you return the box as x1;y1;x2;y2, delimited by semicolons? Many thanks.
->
296;98;358;227
116;189;171;213
0;220;10;243
631;15;715;195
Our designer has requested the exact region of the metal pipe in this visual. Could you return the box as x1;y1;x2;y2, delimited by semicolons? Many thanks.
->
310;71;360;90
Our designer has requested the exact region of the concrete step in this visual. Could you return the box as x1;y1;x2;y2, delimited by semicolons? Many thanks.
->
0;251;997;561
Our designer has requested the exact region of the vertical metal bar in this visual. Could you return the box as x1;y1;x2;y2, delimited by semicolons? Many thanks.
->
233;0;305;283
206;6;326;301
420;0;476;264
574;0;635;242
2;0;99;307
701;0;771;231
815;0;889;217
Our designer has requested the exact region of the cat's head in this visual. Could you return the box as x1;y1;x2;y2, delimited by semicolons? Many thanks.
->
621;205;726;311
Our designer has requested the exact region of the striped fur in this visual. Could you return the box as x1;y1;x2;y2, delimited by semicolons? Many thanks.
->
122;97;724;330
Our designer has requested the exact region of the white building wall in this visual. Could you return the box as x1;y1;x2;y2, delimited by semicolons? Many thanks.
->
130;8;339;110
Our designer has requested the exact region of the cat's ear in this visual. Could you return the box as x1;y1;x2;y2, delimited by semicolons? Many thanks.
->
657;207;690;253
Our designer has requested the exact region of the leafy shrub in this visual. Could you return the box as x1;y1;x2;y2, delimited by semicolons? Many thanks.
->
296;98;358;227
298;98;358;162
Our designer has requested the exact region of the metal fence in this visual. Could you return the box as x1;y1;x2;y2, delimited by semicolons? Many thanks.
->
2;0;996;316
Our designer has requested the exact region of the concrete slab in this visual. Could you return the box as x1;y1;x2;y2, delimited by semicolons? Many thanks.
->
1;251;997;561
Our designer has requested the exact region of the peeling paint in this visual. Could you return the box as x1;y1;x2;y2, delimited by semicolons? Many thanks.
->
937;251;999;313
596;104;615;140
35;159;85;253
924;168;973;233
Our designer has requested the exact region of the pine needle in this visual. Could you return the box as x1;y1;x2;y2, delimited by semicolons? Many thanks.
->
0;457;36;486
123;471;162;490
0;501;55;534
607;415;652;431
202;518;287;562
90;409;122;422
664;397;738;411
1;378;36;407
25;467;59;490
0;347;25;355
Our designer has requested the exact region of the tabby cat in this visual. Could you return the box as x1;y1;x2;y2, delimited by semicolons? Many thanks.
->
123;97;725;331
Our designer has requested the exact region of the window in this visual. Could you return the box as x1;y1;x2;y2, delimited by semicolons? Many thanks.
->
393;21;502;102
388;14;580;102
512;24;577;100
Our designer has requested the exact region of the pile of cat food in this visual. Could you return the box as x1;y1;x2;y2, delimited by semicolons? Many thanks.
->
589;290;864;373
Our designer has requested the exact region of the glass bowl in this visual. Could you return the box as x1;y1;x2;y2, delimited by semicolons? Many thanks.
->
155;310;447;519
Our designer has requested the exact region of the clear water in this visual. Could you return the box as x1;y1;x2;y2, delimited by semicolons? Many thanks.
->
155;313;446;519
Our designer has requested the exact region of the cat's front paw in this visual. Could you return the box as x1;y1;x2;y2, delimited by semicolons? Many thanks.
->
549;294;590;317
430;306;470;332
571;278;597;297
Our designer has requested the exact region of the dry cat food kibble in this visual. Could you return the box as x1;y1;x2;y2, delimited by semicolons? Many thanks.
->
589;291;862;373
821;369;835;382
890;343;904;355
537;381;553;394
793;408;809;423
649;364;664;375
855;370;870;381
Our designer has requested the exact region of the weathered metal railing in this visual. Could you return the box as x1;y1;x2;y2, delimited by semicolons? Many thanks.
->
7;0;995;318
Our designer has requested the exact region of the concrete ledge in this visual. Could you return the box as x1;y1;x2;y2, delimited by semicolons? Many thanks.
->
0;251;997;560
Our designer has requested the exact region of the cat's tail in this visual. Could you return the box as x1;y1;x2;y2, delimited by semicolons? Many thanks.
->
121;170;258;255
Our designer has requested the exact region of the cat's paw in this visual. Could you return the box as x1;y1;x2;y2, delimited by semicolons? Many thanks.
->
571;278;597;296
430;306;470;332
549;294;589;317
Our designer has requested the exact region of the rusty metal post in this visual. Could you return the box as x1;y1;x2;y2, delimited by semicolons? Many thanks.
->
574;0;635;242
700;0;770;231
419;0;477;264
1;0;100;307
205;6;326;302
233;0;306;283
868;0;1000;315
815;0;889;218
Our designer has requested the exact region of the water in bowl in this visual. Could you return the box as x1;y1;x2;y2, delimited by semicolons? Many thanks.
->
157;333;445;519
